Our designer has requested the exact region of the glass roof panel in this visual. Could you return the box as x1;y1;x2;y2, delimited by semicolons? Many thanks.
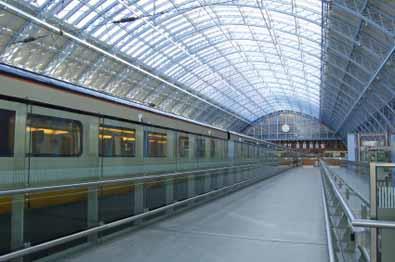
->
19;0;323;121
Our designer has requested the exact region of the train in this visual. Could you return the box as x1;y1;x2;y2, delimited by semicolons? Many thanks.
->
0;63;300;259
0;63;297;189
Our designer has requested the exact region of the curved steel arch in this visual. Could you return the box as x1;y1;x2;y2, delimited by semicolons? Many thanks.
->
133;17;321;57
102;0;323;117
177;64;321;99
117;2;381;60
136;22;317;60
176;50;367;92
118;1;321;38
175;57;321;84
169;52;362;95
224;94;320;114
144;24;372;76
6;0;395;134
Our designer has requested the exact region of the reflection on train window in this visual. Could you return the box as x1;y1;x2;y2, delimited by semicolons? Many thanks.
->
144;132;167;157
210;139;216;158
99;125;136;157
249;145;255;159
241;143;247;159
0;109;15;157
27;114;82;156
195;137;205;158
178;135;189;158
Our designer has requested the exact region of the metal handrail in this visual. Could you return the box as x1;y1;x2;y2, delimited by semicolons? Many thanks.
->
321;161;395;229
322;160;370;206
321;186;336;262
0;169;271;262
370;162;395;168
322;158;369;167
0;163;257;197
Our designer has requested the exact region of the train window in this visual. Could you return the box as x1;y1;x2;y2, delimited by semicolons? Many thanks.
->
0;109;15;157
99;125;136;157
27;114;82;157
144;132;167;157
178;135;189;158
195;137;205;158
210;140;216;158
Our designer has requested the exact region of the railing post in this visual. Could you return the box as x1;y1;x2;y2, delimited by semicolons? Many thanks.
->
346;188;350;200
11;194;24;262
134;183;144;224
204;173;211;193
369;162;378;262
235;166;241;183
165;178;174;215
224;167;233;186
217;170;224;188
87;186;99;242
361;204;368;219
187;175;196;204
232;167;237;184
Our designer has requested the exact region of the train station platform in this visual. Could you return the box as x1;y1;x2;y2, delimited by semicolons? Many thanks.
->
57;167;328;262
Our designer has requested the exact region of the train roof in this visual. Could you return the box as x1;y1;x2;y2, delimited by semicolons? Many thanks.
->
0;63;287;149
0;63;227;131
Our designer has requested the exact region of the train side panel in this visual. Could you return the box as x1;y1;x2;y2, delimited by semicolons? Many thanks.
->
0;99;27;187
26;105;99;185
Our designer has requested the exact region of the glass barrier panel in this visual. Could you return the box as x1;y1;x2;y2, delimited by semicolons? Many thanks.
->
144;179;166;211
173;176;188;201
325;160;370;219
99;183;134;223
375;166;395;262
0;196;11;255
24;188;89;261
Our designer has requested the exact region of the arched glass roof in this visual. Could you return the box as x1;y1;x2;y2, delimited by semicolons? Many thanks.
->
18;0;322;121
2;0;395;137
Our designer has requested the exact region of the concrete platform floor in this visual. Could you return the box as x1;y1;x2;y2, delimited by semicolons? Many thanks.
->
59;167;328;262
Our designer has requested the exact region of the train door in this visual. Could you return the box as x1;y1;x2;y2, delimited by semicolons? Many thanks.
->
142;126;175;174
99;117;140;178
25;105;99;185
98;117;139;223
0;99;27;188
175;132;191;172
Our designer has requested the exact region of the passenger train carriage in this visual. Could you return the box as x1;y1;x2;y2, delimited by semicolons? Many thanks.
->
0;63;298;259
0;63;294;188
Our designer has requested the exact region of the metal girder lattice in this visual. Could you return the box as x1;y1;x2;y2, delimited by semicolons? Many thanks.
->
0;0;323;130
1;0;395;136
321;0;395;136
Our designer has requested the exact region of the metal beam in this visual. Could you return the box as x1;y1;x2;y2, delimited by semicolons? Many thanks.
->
0;0;251;126
335;43;395;132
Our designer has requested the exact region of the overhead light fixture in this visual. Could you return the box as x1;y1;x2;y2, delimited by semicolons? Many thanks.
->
11;34;49;45
112;11;167;24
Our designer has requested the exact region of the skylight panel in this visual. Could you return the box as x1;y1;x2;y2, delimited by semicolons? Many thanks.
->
67;4;89;24
20;0;323;121
92;24;111;38
76;11;97;29
56;0;79;19
107;30;127;45
99;26;120;41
